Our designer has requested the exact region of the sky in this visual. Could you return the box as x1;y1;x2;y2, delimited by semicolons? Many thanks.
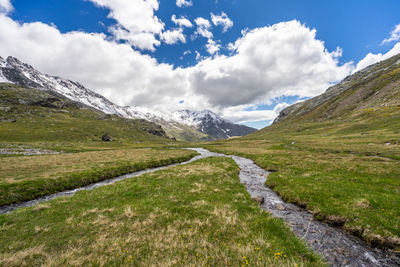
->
0;0;399;129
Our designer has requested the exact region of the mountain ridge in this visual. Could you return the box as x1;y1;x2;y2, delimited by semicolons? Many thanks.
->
273;53;400;124
0;56;256;140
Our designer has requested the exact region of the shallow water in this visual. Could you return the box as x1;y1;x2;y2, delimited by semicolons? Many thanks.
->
1;148;399;266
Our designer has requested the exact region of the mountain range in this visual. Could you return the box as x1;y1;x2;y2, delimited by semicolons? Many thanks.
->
0;56;256;141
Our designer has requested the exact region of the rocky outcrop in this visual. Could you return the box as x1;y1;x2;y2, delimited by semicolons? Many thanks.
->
139;120;169;138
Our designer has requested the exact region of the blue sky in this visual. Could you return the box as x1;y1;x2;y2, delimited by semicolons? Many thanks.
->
1;0;400;128
9;0;400;65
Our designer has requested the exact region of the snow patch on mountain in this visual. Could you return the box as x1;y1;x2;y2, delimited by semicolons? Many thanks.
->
170;110;227;127
0;57;11;83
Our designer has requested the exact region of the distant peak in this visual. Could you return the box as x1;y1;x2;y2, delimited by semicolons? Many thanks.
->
6;56;35;70
6;56;21;63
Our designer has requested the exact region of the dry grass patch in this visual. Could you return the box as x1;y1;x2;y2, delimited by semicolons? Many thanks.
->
0;148;193;183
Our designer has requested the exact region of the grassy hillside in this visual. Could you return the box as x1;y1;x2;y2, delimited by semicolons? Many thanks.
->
0;83;172;147
0;157;324;266
275;53;400;124
202;54;400;250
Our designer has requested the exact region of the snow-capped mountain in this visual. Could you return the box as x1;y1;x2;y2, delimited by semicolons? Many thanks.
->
0;56;130;116
170;110;256;139
0;56;256;140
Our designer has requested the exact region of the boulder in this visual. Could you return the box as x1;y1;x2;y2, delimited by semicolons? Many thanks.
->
101;134;112;142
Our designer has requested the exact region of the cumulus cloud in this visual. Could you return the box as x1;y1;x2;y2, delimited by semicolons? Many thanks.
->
221;103;290;124
188;20;353;107
171;14;193;28
194;17;213;39
354;42;400;73
211;12;233;32
161;28;186;44
0;0;12;14
382;24;400;44
0;14;198;111
88;0;164;51
205;39;220;55
0;14;353;123
176;0;192;8
195;51;201;60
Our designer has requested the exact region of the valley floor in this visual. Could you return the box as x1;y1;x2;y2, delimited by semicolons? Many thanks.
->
0;156;324;266
201;117;400;251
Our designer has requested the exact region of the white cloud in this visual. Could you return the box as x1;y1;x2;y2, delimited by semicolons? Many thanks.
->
0;0;12;14
382;24;400;44
195;51;201;60
176;0;192;8
354;42;400;73
188;20;353;107
171;15;193;28
211;12;233;32
221;103;290;123
161;28;186;44
0;14;196;111
88;0;164;51
205;39;220;55
0;16;353;122
195;17;211;28
194;17;213;39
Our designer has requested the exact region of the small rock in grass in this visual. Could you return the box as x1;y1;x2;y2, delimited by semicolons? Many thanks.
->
252;196;264;205
101;134;112;142
275;203;286;211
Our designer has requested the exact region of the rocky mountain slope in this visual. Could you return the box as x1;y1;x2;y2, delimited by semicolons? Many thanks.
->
0;83;169;143
0;56;255;140
169;110;256;140
273;53;400;124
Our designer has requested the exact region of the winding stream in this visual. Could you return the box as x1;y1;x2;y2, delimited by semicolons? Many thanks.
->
1;148;399;266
